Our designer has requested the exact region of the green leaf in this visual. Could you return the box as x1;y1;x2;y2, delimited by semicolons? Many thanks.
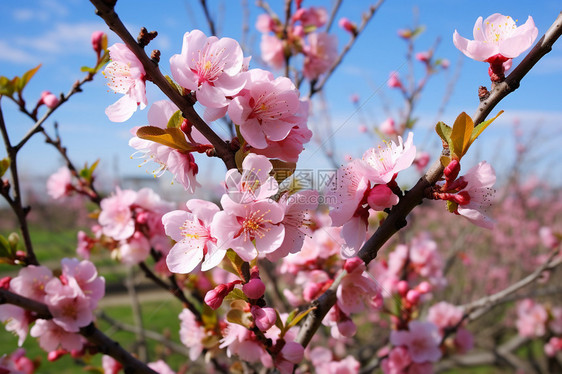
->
450;112;474;160
167;110;183;129
274;309;284;331
440;156;451;168
0;158;10;177
164;75;185;96
225;249;248;281
467;110;503;150
0;76;15;97
226;308;250;327
285;307;315;331
224;288;248;302
80;66;96;73
16;64;41;93
435;121;452;149
0;235;12;258
405;117;418;129
411;25;426;38
136;126;197;153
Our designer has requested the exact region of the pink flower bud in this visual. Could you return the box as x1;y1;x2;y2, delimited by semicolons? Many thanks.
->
256;14;276;33
416;281;432;294
91;31;107;56
337;318;357;337
281;341;304;363
414;151;430;171
444;159;461;182
440;59;450;69
204;283;231;310
415;51;431;63
39;91;59;109
397;280;409;296
540;227;560;249
350;94;360;103
367;184;399;211
406;289;420;304
388;71;403;89
48;349;67;362
379;118;397;136
358;124;368;133
338;17;357;35
0;277;11;289
243;278;265;299
251;306;277;331
344;257;364;273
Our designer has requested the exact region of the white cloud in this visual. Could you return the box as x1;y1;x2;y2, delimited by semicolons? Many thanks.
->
0;40;37;64
13;22;108;57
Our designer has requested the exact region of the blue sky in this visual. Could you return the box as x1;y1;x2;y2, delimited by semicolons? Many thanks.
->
1;0;561;193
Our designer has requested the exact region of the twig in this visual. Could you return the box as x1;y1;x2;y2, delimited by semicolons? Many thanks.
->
309;0;384;97
89;0;236;170
199;0;217;36
325;0;343;33
126;267;148;361
295;11;562;349
0;288;158;374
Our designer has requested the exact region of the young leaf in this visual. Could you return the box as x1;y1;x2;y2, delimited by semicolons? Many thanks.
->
435;121;452;149
224;288;248;302
0;235;12;258
285;307;316;331
16;64;41;93
167;110;183;129
0;158;10;177
450;112;474;160
136;126;197;153
225;249;247;281
467;110;504;149
0;76;15;97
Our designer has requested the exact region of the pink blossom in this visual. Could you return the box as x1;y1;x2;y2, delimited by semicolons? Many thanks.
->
219;322;268;365
10;265;53;303
280;341;304;364
427;302;463;333
390;321;442;363
339;17;357;35
148;360;175;374
213;197;285;261
30;319;83;352
539;226;560;249
260;34;285;69
60;258;105;309
256;14;277;33
414;151;430;172
38;91;59;109
303;32;338;80
179;308;206;361
170;30;246;109
102;355;122;374
118;232;151;265
544;337;562;357
129;100;203;192
267;190;318;262
455;161;496;229
249;106;312;163
388;71;403;89
367;184;399;211
453;14;538;62
362;132;416;184
228;69;304;149
98;188;137;241
0;305;30;346
103;43;147;122
415;51;431;63
292;7;328;28
91;31;107;56
379;118;397;136
549;307;562;334
0;348;34;374
381;346;411;374
309;347;360;374
516;299;547;338
326;160;370;226
251;306;277;331
454;328;474;354
163;199;222;274
337;266;380;315
46;167;73;200
45;278;93;332
224;153;278;204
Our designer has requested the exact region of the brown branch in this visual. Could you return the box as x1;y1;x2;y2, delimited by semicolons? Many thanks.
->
0;288;158;374
309;0;384;97
295;11;562;349
199;0;217;36
89;0;236;170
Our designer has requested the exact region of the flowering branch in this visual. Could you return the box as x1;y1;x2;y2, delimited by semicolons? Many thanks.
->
295;11;562;349
0;288;158;374
89;0;237;170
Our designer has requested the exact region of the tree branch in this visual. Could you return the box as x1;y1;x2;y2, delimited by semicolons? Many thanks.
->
89;0;236;170
0;288;158;374
295;11;562;349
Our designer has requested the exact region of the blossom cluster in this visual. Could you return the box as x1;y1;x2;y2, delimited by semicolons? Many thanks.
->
0;259;105;353
515;299;562;357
